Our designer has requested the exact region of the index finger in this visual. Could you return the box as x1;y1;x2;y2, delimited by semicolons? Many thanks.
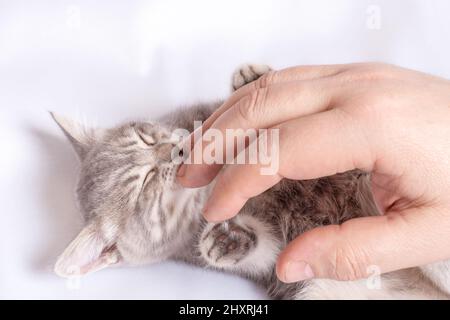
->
202;64;347;131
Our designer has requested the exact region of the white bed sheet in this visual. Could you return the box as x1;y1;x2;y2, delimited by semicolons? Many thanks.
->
1;0;450;299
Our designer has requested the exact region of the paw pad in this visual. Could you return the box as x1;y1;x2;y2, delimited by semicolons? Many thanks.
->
200;220;257;268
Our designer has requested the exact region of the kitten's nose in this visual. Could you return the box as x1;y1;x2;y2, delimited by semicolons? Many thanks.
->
156;143;176;162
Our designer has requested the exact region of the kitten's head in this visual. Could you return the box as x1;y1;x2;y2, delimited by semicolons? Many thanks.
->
51;113;185;277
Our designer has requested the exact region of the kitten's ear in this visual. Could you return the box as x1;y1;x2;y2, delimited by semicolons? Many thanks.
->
50;112;103;160
54;221;121;278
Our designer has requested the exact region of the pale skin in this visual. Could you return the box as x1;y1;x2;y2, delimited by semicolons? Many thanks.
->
177;63;450;283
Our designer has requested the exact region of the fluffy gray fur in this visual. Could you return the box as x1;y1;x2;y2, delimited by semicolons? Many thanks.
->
51;64;450;299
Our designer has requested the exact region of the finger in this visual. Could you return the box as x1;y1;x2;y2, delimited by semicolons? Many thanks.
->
276;206;450;282
203;109;374;222
268;63;348;85
178;79;338;188
181;64;347;154
202;64;347;131
202;150;283;222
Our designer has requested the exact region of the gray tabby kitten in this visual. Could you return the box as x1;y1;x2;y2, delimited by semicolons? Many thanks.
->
52;64;449;299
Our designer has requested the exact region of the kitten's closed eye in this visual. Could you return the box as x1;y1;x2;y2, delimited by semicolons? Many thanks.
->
135;129;156;146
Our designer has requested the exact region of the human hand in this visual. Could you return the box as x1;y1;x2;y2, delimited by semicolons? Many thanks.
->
177;63;450;283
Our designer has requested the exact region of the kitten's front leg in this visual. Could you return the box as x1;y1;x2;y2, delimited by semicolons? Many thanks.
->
199;214;281;277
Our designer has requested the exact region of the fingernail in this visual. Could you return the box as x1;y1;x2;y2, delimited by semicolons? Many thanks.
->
177;164;186;178
202;205;216;222
202;202;226;223
283;261;315;283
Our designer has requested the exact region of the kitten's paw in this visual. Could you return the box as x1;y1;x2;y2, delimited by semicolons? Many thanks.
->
200;219;257;268
199;215;280;275
232;64;272;91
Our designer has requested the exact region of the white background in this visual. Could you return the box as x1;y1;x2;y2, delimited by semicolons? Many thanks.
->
1;0;449;299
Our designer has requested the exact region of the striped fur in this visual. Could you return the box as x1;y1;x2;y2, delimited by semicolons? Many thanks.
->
52;64;450;299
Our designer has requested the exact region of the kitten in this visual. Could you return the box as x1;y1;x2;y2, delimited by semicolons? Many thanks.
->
51;64;449;299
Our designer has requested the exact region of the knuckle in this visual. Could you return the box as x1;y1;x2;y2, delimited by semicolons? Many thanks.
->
330;240;371;281
359;63;395;80
360;62;389;69
254;71;274;89
237;87;269;124
341;62;395;82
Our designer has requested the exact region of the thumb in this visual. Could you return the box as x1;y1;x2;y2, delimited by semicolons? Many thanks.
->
276;207;450;282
